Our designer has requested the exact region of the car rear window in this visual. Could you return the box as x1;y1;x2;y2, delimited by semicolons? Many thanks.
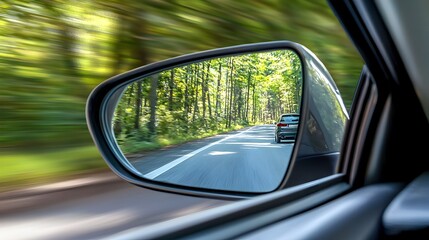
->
281;115;299;123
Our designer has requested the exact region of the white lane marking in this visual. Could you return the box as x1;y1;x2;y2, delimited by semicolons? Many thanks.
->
143;126;257;179
208;151;236;156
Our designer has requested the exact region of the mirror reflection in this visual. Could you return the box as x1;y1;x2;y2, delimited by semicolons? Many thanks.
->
112;50;302;192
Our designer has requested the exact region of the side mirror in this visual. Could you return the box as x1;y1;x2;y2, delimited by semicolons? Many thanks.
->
86;41;348;199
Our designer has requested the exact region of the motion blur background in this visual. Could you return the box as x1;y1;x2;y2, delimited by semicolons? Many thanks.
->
0;0;362;197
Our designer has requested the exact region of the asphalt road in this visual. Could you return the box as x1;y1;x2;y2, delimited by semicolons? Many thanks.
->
128;125;294;192
0;177;228;240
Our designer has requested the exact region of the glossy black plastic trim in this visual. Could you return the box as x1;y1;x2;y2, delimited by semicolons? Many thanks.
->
329;0;426;187
107;174;349;240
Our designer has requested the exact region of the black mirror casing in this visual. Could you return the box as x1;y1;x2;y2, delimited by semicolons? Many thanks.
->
86;41;348;199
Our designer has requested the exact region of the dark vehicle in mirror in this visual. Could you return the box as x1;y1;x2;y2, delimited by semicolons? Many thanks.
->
275;113;299;143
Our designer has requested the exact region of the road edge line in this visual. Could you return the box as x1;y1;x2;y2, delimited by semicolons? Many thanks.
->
143;126;257;179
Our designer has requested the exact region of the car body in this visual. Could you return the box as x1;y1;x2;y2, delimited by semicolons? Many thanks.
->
274;113;299;143
86;0;429;239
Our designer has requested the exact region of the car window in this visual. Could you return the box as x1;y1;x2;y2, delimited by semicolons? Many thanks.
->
281;115;300;123
1;1;363;238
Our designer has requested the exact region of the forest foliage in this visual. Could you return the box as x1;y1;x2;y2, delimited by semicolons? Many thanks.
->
114;50;302;153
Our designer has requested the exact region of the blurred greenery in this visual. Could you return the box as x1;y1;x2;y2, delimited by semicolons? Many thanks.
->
0;146;102;191
0;0;362;190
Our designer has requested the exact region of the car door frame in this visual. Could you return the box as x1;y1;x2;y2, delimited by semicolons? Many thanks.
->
105;0;426;238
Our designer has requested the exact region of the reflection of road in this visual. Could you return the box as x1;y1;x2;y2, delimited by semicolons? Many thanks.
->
129;125;294;192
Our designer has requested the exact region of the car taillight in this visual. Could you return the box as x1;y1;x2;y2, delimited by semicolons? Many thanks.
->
277;123;288;127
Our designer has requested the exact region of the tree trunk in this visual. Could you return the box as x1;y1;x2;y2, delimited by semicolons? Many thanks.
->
192;64;200;123
207;87;212;119
252;83;256;122
202;63;206;119
134;82;142;129
237;88;242;122
206;63;212;119
168;69;174;111
227;59;234;128
215;63;222;118
224;59;230;128
148;74;158;136
113;103;123;136
184;66;190;120
127;84;134;106
245;70;251;122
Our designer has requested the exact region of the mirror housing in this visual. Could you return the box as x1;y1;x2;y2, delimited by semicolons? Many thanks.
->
86;41;348;199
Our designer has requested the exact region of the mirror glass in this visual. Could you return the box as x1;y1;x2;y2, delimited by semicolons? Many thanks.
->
112;50;302;193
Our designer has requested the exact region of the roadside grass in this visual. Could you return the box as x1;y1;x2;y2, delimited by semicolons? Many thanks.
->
0;146;105;192
119;124;247;154
0;124;253;192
